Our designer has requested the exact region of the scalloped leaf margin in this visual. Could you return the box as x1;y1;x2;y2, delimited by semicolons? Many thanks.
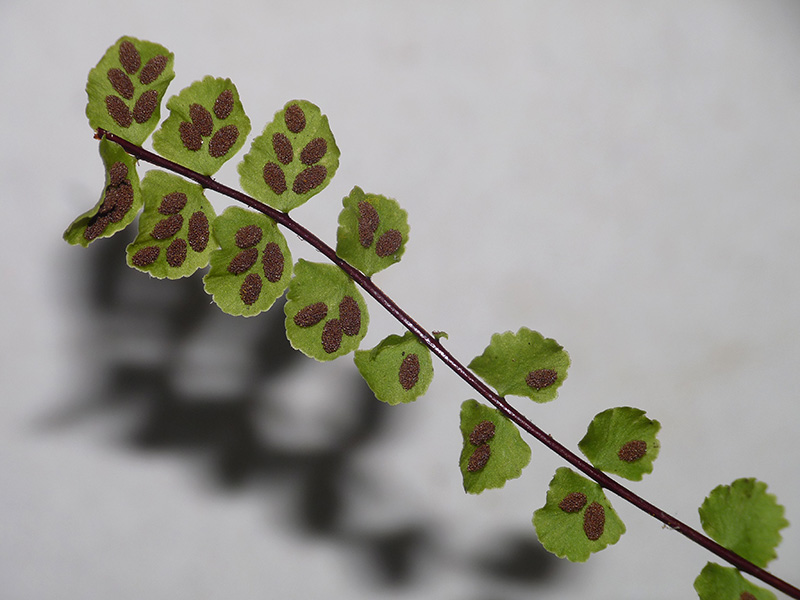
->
86;36;175;145
578;406;661;481
336;186;409;277
284;259;369;361
354;331;437;405
694;562;776;600
469;327;570;403
126;170;217;279
238;100;340;212
533;467;626;562
698;478;788;569
204;206;292;317
153;76;251;176
64;138;142;247
459;399;531;494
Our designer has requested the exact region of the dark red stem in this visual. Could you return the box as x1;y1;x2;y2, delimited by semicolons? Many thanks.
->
96;129;800;599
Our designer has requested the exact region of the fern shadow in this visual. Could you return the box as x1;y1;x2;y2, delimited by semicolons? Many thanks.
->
45;228;563;593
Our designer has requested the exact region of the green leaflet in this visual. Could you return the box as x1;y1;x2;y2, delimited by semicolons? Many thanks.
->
354;331;438;405
336;186;409;276
126;170;217;279
698;478;788;568
238;100;340;211
204;207;292;317
152;76;251;176
284;260;369;361
469;327;570;402
694;563;776;600
64;138;142;247
578;407;661;481
533;467;626;562
86;36;174;145
459;399;531;494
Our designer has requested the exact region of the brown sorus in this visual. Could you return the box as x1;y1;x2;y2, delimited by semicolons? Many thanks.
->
294;302;328;327
95;182;132;222
292;165;327;194
132;245;160;267
375;229;402;257
338;295;361;336
263;162;287;194
357;201;380;248
84;215;109;240
150;214;183;240
583;502;606;541
166;238;187;267
187;211;210;252
469;420;496;446
107;184;133;222
322;319;343;353
526;369;558;390
100;189;127;218
159;192;187;215
84;192;118;239
179;121;202;151
97;190;116;216
235;225;263;248
88;207;112;232
240;273;262;305
284;103;306;133
398;353;420;391
118;41;140;75
618;440;647;463
262;242;285;283
227;247;258;274
106;95;132;128
467;444;491;472
213;89;234;120
740;593;757;600
108;68;134;99
139;55;167;85
190;103;213;136
208;124;239;158
558;492;588;513
272;133;294;165
108;162;128;186
133;90;158;124
300;138;327;165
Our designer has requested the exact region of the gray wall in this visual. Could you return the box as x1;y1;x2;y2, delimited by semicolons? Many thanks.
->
2;2;799;598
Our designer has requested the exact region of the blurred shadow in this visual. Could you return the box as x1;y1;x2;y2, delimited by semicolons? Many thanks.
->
472;533;561;583
45;227;562;593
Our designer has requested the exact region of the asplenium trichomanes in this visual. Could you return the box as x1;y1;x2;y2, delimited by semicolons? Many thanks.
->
65;36;798;600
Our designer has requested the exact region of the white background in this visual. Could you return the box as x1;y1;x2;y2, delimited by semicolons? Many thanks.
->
2;1;799;599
